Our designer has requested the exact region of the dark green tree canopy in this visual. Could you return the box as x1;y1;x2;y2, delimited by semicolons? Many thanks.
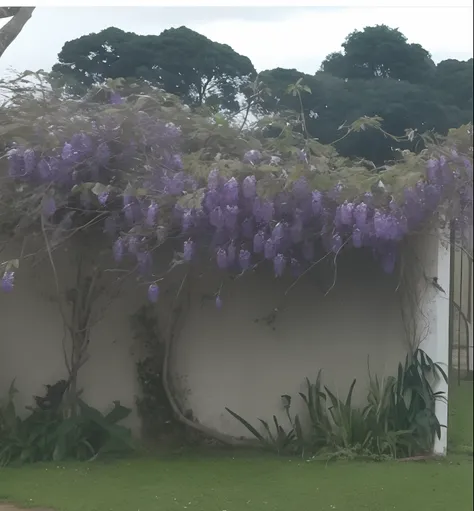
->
52;23;472;165
53;27;137;87
433;58;473;111
321;25;436;83
53;26;256;112
259;67;469;165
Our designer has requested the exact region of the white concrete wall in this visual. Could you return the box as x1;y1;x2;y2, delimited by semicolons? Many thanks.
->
171;248;409;439
0;240;145;434
1;232;449;452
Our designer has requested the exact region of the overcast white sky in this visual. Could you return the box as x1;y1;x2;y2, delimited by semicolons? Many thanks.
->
0;6;473;78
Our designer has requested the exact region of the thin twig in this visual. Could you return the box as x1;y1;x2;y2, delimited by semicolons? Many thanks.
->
284;250;332;296
325;236;352;296
41;215;71;374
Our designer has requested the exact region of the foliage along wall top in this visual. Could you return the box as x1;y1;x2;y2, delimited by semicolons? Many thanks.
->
0;74;472;305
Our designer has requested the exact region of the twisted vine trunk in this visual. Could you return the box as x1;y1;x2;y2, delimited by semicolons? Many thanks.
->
0;7;35;60
161;271;257;447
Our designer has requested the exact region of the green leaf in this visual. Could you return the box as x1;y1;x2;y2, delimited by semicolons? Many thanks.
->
345;379;357;409
259;419;276;444
176;188;205;210
91;183;109;196
104;401;132;424
225;408;268;445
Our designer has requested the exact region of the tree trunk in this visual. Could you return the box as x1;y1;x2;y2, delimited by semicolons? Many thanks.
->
0;7;35;60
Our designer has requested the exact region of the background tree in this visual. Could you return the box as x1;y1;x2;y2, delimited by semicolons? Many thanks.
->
52;22;473;163
258;68;470;165
320;25;436;83
0;6;35;59
52;27;137;90
433;58;473;111
54;26;256;112
256;25;472;164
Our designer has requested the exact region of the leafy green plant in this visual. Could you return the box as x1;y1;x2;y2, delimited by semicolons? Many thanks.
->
0;380;134;466
225;349;447;460
364;348;448;457
225;407;296;455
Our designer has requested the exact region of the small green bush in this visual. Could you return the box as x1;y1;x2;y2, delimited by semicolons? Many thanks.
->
226;349;447;459
0;380;134;466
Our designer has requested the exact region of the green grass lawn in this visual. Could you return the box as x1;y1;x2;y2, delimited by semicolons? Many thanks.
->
1;382;472;511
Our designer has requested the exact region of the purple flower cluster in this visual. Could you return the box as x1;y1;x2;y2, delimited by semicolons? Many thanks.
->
167;152;471;280
5;98;472;304
1;271;14;292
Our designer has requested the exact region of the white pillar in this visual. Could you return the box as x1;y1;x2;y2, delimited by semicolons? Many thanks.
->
433;238;450;456
418;232;451;456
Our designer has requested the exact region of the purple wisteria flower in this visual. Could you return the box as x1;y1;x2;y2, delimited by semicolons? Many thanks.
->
273;253;286;277
239;249;251;271
352;228;363;248
242;217;254;239
183;240;194;261
297;149;308;163
42;196;56;218
331;234;343;253
182;209;193;232
146;202;158;227
242;175;257;199
23;149;36;175
61;142;74;161
243;149;262;165
253;231;265;253
224;177;239;205
37;159;53;181
253;198;274;224
380;250;397;274
227;242;236;266
98;191;109;206
224;206;239;231
1;271;14;292
290;258;301;277
137;252;152;276
340;201;354;226
311;191;323;215
207;169;219;190
110;92;124;105
264;238;276;260
210;206;225;229
216;248;228;269
113;238;125;263
354;202;368;230
7;148;24;177
148;283;160;303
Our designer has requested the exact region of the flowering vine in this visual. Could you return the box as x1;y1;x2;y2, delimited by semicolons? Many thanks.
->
0;77;472;305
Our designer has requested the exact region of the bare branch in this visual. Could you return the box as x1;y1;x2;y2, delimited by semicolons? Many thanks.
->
0;7;35;60
0;8;21;19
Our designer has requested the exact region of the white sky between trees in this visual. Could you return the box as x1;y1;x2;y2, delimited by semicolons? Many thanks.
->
0;5;473;79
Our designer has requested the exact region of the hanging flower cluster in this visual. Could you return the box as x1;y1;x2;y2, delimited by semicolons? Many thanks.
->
166;153;471;280
1;91;472;306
